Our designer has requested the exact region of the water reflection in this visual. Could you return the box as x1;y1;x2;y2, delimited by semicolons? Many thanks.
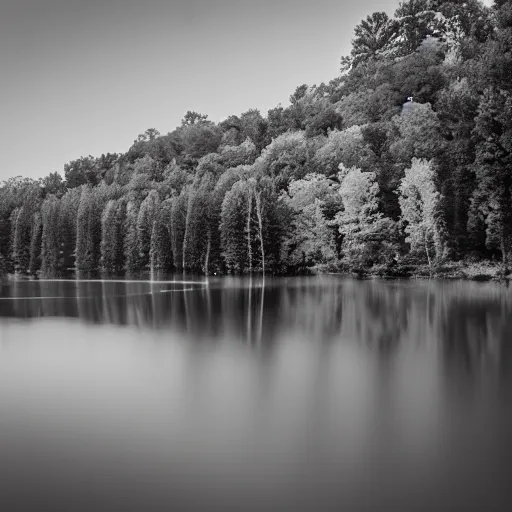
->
0;276;511;511
1;277;512;368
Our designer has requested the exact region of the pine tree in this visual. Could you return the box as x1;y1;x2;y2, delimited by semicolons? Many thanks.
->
183;173;215;271
137;190;160;270
208;168;244;272
41;196;62;277
150;198;174;271
349;12;400;66
101;199;126;273
124;200;141;274
468;88;512;264
59;187;81;270
76;187;94;272
76;185;112;272
220;180;251;273
11;185;42;274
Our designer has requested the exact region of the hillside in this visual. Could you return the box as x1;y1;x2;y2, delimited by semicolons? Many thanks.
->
1;0;511;278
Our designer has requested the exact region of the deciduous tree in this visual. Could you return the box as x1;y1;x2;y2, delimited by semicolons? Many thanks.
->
399;158;447;268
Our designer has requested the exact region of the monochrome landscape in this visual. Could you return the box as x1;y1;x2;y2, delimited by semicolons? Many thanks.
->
1;0;511;510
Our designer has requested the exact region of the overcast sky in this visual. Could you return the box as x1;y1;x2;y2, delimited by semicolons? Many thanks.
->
0;0;493;180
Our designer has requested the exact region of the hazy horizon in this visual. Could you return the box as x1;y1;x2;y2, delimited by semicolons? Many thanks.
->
0;0;493;181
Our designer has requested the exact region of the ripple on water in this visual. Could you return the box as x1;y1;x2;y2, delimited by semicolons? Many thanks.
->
0;279;208;300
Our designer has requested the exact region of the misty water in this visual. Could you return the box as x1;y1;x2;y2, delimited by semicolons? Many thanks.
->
0;276;511;511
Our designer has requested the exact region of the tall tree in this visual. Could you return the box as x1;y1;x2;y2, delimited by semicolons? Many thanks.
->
282;174;340;269
137;190;161;271
170;190;189;271
398;158;447;268
394;0;438;56
336;167;398;270
101;199;126;273
183;174;216;271
208;168;245;272
76;186;105;272
29;212;43;275
349;12;400;67
41;195;62;277
124;201;141;274
468;88;512;264
0;178;35;273
251;176;289;274
150;198;174;272
59;187;81;270
220;180;252;273
11;184;42;274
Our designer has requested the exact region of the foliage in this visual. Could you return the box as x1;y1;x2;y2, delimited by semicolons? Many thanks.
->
398;158;447;267
337;167;398;270
150;198;174;272
75;186;109;272
124;201;141;274
170;190;188;271
468;88;512;263
314;126;378;176
137;190;160;270
282;174;339;268
29;212;43;275
4;0;512;276
41;195;62;276
349;12;400;67
390;101;444;166
11;184;42;273
183;173;216;271
254;131;311;188
220;180;251;273
101;199;126;273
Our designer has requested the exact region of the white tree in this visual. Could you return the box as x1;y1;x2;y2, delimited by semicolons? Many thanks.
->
398;158;446;269
282;174;338;267
336;166;397;268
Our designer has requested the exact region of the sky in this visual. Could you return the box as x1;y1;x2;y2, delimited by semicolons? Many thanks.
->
0;0;494;180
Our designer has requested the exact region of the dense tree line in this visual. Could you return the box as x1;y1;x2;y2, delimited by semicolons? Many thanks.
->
1;0;512;278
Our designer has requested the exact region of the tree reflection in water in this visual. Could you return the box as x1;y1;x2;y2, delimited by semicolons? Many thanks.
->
1;276;511;511
1;276;511;377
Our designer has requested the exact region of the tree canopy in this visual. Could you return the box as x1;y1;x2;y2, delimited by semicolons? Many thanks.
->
1;0;511;277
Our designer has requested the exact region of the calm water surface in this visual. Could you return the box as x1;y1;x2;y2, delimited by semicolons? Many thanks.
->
0;276;511;511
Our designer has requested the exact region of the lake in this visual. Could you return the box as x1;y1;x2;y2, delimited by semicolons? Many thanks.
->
0;276;511;511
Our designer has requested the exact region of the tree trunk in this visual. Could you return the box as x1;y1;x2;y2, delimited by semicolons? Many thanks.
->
182;193;193;271
424;228;432;276
255;191;265;276
150;221;156;274
247;192;253;273
500;223;508;267
204;230;211;275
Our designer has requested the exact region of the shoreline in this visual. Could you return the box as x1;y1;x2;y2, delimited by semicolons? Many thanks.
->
2;261;511;284
316;261;512;283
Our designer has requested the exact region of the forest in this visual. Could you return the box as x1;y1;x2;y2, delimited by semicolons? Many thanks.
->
1;0;512;279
